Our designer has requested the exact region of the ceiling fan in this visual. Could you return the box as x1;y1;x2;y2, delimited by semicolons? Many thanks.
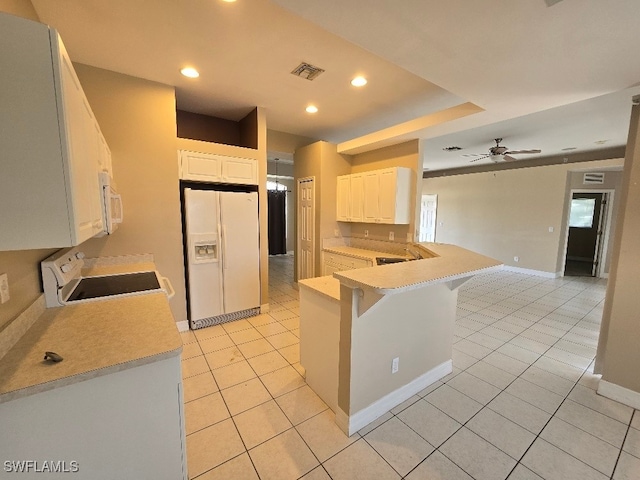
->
470;138;541;163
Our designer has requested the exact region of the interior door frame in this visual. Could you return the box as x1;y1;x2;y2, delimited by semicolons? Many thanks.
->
296;176;316;281
561;188;615;278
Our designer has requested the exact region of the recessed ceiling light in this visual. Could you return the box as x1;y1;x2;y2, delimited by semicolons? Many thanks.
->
306;105;318;114
221;0;236;3
351;76;367;87
180;67;199;78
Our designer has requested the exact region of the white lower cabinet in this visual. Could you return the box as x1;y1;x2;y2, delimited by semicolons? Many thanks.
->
323;252;372;275
0;356;187;480
336;167;412;225
179;150;258;185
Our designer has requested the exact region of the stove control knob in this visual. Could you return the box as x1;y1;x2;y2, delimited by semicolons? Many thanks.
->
60;263;73;273
75;252;85;260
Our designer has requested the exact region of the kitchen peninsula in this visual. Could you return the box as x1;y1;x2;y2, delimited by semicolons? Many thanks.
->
299;242;502;436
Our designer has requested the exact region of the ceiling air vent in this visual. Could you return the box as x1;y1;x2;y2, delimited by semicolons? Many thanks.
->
583;172;605;185
443;146;463;151
291;62;325;81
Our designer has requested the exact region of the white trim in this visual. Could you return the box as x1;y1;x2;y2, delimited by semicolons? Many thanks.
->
260;303;270;313
176;320;189;332
597;380;640;410
600;272;609;279
502;265;561;278
335;360;452;436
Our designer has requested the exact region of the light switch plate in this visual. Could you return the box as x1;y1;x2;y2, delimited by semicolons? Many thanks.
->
0;273;9;304
389;231;395;241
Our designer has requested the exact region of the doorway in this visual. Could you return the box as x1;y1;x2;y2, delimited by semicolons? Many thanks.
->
267;190;287;255
297;177;315;280
419;194;438;242
563;191;611;277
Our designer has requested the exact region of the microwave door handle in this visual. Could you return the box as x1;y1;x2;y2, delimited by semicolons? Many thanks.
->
112;193;123;223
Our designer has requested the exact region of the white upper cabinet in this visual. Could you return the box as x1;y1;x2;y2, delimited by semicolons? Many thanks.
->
337;167;412;225
0;14;107;250
179;150;258;185
336;175;351;222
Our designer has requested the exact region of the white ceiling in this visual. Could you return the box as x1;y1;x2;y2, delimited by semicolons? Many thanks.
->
30;0;640;171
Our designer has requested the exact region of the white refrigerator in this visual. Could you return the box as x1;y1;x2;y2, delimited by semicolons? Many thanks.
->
184;188;260;328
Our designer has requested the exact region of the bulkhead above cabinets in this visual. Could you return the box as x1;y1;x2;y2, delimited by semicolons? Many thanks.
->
337;167;412;225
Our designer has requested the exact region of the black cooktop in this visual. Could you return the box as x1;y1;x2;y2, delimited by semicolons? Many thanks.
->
67;272;161;302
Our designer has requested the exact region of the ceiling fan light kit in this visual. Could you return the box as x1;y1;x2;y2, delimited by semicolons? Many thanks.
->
469;138;541;163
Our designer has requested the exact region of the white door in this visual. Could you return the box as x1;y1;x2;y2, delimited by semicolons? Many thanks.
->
419;194;438;242
350;174;364;222
297;177;315;280
219;192;261;312
336;175;351;221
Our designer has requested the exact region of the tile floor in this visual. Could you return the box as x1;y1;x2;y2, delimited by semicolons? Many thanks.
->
181;254;639;480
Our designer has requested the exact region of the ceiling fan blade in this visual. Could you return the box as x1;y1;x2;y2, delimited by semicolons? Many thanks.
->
504;149;541;155
469;155;489;163
502;155;518;162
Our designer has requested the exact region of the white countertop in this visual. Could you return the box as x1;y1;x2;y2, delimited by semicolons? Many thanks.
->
0;262;181;404
333;243;502;294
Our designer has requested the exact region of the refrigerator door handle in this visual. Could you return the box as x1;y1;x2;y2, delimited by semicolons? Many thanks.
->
221;224;228;270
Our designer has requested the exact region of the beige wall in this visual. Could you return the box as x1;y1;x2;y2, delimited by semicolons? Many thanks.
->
75;64;187;322
597;102;640;394
422;158;624;274
350;140;421;242
0;0;37;21
267;129;316;155
294;142;352;276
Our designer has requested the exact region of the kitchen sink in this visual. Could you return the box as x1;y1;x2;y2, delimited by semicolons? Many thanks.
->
375;257;415;266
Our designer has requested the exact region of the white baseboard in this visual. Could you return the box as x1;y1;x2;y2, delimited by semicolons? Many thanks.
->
335;360;452;436
260;304;270;313
597;380;640;410
503;265;561;278
600;273;609;279
176;320;189;332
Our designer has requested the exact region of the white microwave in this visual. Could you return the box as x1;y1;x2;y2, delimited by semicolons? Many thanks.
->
96;172;123;236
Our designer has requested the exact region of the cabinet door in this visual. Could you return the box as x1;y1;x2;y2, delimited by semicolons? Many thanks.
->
336;175;351;221
350;174;364;222
378;168;397;224
362;171;380;223
59;47;103;243
180;151;222;181
221;156;257;185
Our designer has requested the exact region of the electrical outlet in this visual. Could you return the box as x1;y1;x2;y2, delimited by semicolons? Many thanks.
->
391;357;399;374
334;229;340;237
364;230;369;238
548;226;554;233
438;221;443;227
389;231;395;241
0;273;9;304
514;256;519;262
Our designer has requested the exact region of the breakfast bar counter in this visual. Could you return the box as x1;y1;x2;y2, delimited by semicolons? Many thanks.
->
299;242;501;436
